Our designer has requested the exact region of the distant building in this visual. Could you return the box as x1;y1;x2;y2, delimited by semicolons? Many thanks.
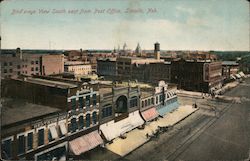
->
148;62;171;83
171;59;223;93
97;58;117;78
1;48;64;78
64;61;92;76
117;56;164;81
222;61;239;81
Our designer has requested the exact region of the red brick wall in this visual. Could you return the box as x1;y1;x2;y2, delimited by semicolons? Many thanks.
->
41;54;64;75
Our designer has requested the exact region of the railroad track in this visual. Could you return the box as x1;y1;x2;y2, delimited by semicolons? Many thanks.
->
165;102;234;161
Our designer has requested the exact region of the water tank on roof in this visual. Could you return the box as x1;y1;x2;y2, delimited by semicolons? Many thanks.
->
154;42;160;51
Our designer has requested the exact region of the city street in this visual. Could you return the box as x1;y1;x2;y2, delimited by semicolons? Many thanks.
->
123;78;250;161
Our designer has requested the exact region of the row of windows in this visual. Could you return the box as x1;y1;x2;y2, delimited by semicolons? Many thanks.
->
31;61;39;65
142;97;154;108
142;93;176;107
70;94;97;111
3;60;39;67
68;112;98;133
102;105;112;118
2;131;34;159
3;67;39;73
130;97;138;108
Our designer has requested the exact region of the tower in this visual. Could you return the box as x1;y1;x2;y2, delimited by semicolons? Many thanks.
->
154;42;160;60
135;43;142;56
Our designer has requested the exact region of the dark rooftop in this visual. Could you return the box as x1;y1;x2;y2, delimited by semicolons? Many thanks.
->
1;98;61;126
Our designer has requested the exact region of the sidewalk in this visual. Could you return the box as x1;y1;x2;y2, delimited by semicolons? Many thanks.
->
105;105;198;157
177;90;205;99
177;81;239;98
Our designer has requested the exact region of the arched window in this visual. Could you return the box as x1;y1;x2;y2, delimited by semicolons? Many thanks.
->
142;101;144;108
92;112;97;124
116;95;128;113
86;114;91;128
79;116;84;129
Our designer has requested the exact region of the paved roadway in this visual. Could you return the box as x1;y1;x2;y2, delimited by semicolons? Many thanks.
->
124;78;250;161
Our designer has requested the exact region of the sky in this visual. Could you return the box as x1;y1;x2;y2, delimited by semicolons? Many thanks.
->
1;0;249;51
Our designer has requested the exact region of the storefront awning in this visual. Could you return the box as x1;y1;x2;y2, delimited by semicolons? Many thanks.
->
157;101;179;116
49;126;58;139
100;110;144;141
141;107;158;121
69;130;103;155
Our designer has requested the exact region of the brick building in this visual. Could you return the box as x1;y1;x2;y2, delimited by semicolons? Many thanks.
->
1;48;64;79
97;58;117;78
171;59;222;93
1;76;104;160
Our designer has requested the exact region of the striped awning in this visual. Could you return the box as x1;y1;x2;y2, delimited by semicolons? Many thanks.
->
100;110;145;141
69;130;103;155
141;107;158;121
157;101;179;116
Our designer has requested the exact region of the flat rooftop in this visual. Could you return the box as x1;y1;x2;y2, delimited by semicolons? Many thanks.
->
1;98;61;126
24;77;78;89
141;91;154;98
99;87;113;95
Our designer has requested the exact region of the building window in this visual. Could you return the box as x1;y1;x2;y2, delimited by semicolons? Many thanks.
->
2;139;12;159
86;95;90;109
156;96;158;104
36;61;39;64
92;112;97;124
17;65;21;69
31;67;34;71
4;69;7;73
35;67;39;71
151;98;154;105
9;62;12;66
71;98;76;111
27;132;33;151
142;101;144;108
145;99;148;107
31;61;34;65
9;69;13;73
79;97;83;109
86;114;91;127
4;62;7;66
79;116;84;129
71;118;78;132
18;71;21;75
92;94;97;106
38;129;44;146
130;96;138;108
48;131;53;142
102;105;112;118
18;135;25;155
